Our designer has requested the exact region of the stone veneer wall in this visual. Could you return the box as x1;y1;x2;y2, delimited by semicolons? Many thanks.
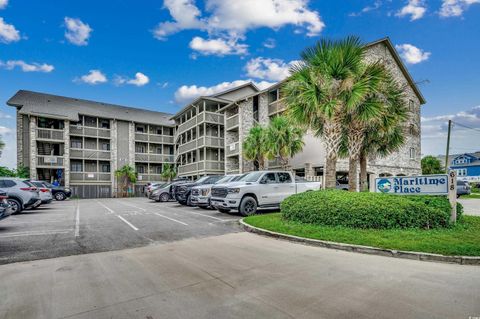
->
16;111;23;167
238;99;255;173
28;116;37;179
64;120;70;188
111;120;118;194
128;122;135;168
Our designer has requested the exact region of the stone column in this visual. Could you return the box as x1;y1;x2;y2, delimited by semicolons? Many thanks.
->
16;111;23;167
29;116;37;179
305;162;314;177
64;120;70;188
111;120;118;195
128;122;135;168
369;173;377;192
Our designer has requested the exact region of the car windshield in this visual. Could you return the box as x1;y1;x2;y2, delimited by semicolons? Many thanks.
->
232;174;248;182
204;176;223;184
239;172;264;182
43;182;54;188
23;180;35;187
32;182;44;188
195;176;210;184
160;182;172;188
215;175;234;184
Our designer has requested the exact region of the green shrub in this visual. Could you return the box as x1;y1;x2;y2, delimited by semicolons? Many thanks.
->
281;190;458;229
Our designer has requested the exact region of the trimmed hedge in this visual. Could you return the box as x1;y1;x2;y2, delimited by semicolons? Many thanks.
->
281;190;461;229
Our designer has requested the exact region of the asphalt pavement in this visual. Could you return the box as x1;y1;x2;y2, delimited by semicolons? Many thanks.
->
0;197;242;265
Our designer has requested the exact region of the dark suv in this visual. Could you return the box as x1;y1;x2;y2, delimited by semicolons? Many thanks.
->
174;175;223;206
41;182;72;201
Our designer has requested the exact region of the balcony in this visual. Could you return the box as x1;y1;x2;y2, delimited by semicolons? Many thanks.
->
177;117;197;136
70;149;111;160
177;160;225;175
36;128;64;141
69;125;111;138
268;99;286;116
134;153;175;163
137;174;163;183
177;139;197;155
197;136;224;148
70;172;111;182
176;112;225;136
37;155;64;168
226;114;239;131
226;142;239;157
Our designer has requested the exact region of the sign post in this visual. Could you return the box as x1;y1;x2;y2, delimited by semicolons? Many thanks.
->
448;170;457;223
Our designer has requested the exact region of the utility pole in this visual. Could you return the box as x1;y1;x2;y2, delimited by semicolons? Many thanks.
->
445;120;452;173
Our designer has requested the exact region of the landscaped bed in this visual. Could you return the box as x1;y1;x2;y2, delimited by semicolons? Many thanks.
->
243;190;480;257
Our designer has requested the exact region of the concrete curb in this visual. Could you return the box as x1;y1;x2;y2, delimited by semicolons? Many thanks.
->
239;219;480;266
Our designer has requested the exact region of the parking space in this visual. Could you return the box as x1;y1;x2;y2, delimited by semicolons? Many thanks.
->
0;197;243;265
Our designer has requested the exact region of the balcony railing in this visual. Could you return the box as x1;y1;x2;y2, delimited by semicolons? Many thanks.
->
70;149;111;160
177;117;197;135
226;114;239;131
37;155;64;167
134;153;175;163
268;99;286;116
177;139;197;155
137;174;164;183
197;136;224;148
177;160;225;175
226;142;239;157
36;128;64;141
69;125;111;138
177;112;225;136
70;172;111;182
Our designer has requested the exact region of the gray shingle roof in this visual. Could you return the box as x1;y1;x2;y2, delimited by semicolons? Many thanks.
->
7;90;175;126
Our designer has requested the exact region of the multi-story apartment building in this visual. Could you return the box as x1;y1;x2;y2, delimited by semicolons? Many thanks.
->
7;90;175;197
7;38;424;197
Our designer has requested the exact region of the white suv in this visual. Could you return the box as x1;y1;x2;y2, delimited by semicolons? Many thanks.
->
0;178;41;214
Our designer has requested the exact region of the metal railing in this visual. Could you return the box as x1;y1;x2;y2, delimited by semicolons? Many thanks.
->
69;125;111;138
70;172;111;182
226;142;239;157
37;155;64;167
134;153;174;163
36;128;64;141
268;99;286;116
177;160;225;175
197;136;224;148
70;149;111;160
226;114;239;130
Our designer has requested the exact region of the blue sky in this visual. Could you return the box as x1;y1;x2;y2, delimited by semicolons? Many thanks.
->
1;0;480;168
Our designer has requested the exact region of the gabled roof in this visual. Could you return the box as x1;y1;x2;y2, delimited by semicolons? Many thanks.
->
365;37;426;105
7;90;175;126
210;82;260;98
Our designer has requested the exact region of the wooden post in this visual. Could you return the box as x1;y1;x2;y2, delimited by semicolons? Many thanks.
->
444;119;452;173
448;170;457;223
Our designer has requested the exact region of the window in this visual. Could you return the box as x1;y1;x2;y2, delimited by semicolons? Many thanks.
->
409;100;415;112
409;148;415;160
71;140;82;149
136;166;145;174
135;144;146;153
0;180;16;188
278;173;292;183
409;124;415;135
100;142;110;151
136;126;144;133
100;119;110;129
261;173;277;184
100;163;110;173
155;166;162;174
71;162;83;172
156;128;162;135
253;96;259;122
455;169;467;176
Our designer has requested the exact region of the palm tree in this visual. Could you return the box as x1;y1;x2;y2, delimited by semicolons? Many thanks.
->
421;155;444;175
345;73;407;191
265;116;305;170
243;125;268;170
161;163;177;181
284;36;373;189
115;164;137;197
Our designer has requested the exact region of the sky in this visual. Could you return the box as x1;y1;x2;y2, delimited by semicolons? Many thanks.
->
1;0;480;169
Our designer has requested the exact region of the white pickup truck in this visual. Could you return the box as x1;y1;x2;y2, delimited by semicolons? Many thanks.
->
210;170;321;216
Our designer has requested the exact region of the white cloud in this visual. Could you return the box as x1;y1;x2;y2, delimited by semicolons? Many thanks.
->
395;44;431;64
421;105;480;155
0;112;12;119
153;0;324;56
0;0;8;9
0;126;12;135
439;0;480;17
245;57;299;81
0;123;16;168
115;72;150;87
189;36;248;56
396;0;427;20
263;38;276;49
349;0;383;17
0;60;54;72
64;17;92;46
0;17;20;43
174;79;273;104
77;70;107;85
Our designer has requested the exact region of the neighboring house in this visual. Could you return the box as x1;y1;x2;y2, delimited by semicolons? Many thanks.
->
439;152;480;182
7;37;424;198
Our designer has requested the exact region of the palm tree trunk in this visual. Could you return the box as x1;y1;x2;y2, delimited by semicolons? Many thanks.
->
348;155;358;192
324;153;337;189
359;152;368;192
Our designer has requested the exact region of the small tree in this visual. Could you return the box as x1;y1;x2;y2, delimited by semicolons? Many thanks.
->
15;165;30;178
161;163;177;182
243;126;268;170
0;166;16;177
422;155;444;175
0;135;4;158
265;116;305;170
115;165;137;197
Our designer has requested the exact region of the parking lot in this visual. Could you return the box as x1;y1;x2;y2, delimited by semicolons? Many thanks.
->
0;197;244;265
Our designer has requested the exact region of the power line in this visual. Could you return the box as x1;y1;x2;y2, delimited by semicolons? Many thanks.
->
452;121;480;133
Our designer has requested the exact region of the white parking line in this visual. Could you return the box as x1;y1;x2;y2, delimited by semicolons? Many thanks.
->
184;210;226;221
153;212;188;226
0;229;71;238
96;200;115;214
117;215;139;231
74;203;80;237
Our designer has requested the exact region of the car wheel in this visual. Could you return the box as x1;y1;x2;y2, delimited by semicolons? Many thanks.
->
199;206;209;210
186;195;192;206
160;193;170;202
239;196;257;216
218;208;230;213
7;199;22;214
55;192;66;201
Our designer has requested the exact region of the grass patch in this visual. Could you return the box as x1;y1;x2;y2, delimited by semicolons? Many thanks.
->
460;194;480;199
244;213;480;256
